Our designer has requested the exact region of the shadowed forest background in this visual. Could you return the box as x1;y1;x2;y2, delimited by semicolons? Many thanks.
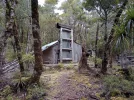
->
0;0;134;100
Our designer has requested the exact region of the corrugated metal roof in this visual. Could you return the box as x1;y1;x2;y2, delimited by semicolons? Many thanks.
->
42;40;58;51
56;23;72;29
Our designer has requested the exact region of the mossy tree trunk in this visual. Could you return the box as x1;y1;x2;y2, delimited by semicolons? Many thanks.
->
13;20;24;73
101;11;108;74
4;0;24;73
78;44;90;73
95;23;99;68
30;0;43;84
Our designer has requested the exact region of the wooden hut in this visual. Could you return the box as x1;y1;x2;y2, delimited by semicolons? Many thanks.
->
42;23;82;64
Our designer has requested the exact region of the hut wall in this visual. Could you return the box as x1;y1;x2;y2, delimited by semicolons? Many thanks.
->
42;42;82;64
52;44;59;64
42;44;59;64
42;47;53;64
73;42;82;62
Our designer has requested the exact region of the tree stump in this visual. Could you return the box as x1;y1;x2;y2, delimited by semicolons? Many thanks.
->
78;46;91;73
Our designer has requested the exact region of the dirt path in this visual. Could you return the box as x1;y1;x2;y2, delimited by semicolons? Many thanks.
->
41;70;102;100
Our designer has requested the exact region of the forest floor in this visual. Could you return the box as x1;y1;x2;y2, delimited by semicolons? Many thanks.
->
1;62;133;100
41;69;102;100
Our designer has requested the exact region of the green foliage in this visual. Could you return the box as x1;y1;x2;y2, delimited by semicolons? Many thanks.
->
96;57;102;65
66;64;74;70
89;56;102;65
45;0;58;5
22;53;34;62
6;50;17;62
112;23;130;53
39;4;60;44
111;2;134;54
56;63;64;70
126;5;134;20
1;85;12;97
112;65;121;70
83;0;125;11
0;83;46;100
103;73;134;97
11;78;27;93
0;70;46;99
128;68;134;81
26;84;46;100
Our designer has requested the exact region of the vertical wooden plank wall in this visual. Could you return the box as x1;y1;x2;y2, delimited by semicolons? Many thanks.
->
71;29;74;62
60;28;63;63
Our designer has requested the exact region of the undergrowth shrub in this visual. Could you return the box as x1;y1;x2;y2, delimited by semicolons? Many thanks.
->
129;68;134;81
26;83;46;100
112;65;121;70
96;57;102;65
56;63;64;70
10;74;28;93
6;50;17;62
22;53;34;70
103;72;134;98
66;64;74;70
0;83;46;100
22;53;34;63
88;56;102;67
1;81;46;100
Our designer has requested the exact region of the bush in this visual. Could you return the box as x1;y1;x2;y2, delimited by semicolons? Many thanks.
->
103;74;134;98
22;53;34;63
96;57;102;65
6;50;17;62
112;65;121;70
66;64;74;70
88;56;102;67
129;68;134;81
0;83;46;100
26;83;46;100
56;63;64;70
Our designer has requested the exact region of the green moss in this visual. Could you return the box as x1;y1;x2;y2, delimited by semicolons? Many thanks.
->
112;65;121;70
66;64;74;70
81;97;88;100
1;85;12;96
56;63;64;70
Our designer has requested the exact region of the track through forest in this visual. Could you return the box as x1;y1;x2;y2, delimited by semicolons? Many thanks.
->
41;70;102;100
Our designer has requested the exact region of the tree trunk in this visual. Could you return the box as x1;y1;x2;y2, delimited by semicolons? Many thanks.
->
78;44;90;73
108;49;113;68
0;0;12;67
13;21;24;72
95;23;99;68
26;0;33;54
101;12;108;74
30;0;43;84
4;0;24;73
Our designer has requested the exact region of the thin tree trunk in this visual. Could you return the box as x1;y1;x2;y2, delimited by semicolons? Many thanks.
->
109;52;113;68
0;0;11;67
13;20;24;72
95;23;99;68
5;0;24;73
21;27;24;43
29;0;43;84
26;0;33;54
101;12;108;74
